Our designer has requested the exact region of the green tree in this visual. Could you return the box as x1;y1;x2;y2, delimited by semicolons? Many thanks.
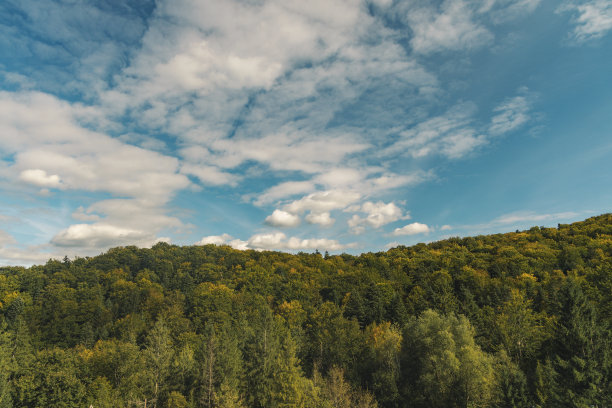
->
0;322;13;408
145;319;174;407
12;348;87;408
401;310;496;408
549;278;611;407
364;322;402;407
495;351;529;408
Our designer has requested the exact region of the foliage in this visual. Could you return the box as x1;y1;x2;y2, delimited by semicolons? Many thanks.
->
0;214;611;407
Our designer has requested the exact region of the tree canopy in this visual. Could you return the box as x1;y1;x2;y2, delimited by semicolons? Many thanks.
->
1;214;611;407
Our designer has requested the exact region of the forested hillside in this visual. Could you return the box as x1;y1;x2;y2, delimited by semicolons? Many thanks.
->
1;214;611;407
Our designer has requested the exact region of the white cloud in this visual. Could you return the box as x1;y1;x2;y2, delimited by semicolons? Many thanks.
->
393;222;431;236
0;91;191;253
72;206;101;222
489;93;531;135
196;233;249;250
348;201;408;233
247;232;352;251
492;211;581;225
19;169;63;188
248;232;288;250
406;0;493;54
305;212;335;227
285;190;361;215
265;209;301;227
207;132;370;174
560;0;612;42
383;102;485;159
480;0;542;22
440;224;453;231
0;91;191;204
254;181;315;206
314;168;365;188
197;230;353;251
51;224;155;248
197;233;233;245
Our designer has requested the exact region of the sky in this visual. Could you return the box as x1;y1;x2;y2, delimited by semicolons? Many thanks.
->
0;0;611;265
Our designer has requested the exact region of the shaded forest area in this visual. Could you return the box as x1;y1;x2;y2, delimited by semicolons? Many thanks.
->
1;214;611;407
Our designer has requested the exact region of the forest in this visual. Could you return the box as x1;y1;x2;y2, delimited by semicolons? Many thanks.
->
0;214;611;407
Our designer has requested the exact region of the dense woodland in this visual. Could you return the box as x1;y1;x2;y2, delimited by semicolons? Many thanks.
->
0;214;611;407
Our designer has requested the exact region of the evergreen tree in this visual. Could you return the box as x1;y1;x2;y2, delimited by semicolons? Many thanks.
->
549;278;610;407
495;351;529;408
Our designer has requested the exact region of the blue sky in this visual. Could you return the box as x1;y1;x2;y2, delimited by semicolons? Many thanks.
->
1;0;611;265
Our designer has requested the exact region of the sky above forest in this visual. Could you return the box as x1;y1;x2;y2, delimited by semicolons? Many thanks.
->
1;0;611;265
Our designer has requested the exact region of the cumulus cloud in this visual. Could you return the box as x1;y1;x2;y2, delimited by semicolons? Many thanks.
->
195;231;353;251
0;91;190;204
348;201;408;233
247;232;352;251
560;0;612;42
305;212;335;227
0;91;192;253
265;209;301;227
393;222;431;236
196;233;233;245
19;169;62;188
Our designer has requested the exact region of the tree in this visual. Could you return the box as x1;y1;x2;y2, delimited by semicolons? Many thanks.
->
364;322;402;407
495;351;529;408
401;310;496;408
495;289;549;364
0;322;13;408
145;319;174;407
548;278;611;407
244;309;309;408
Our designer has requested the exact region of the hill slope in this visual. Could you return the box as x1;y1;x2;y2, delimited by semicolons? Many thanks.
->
1;214;611;407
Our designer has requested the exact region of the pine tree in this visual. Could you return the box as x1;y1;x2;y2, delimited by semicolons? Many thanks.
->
549;278;610;407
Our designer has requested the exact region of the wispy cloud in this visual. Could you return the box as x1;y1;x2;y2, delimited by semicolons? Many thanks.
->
559;0;612;42
489;90;533;136
448;211;587;236
404;0;493;54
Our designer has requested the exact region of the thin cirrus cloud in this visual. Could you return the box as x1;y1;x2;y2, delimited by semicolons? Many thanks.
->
0;0;609;264
558;0;612;42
